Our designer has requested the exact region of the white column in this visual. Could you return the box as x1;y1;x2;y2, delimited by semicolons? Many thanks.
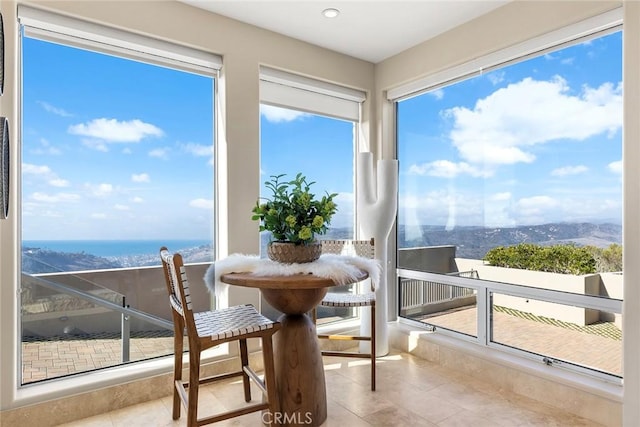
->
623;2;640;425
357;152;398;356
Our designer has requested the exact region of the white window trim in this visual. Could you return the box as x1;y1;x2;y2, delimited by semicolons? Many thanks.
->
18;5;222;76
387;7;623;102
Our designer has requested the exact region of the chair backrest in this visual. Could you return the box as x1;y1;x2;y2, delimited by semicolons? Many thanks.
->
321;239;376;291
160;246;197;332
320;238;375;259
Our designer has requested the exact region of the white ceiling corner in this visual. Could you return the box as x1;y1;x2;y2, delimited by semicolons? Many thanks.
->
178;1;511;63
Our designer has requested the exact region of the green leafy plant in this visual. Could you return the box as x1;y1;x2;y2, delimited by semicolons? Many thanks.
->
484;243;597;275
251;173;338;245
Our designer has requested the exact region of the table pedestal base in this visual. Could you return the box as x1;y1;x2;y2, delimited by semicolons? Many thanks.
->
273;314;327;427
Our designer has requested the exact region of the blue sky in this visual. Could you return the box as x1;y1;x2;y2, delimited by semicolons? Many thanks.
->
23;37;215;240
21;30;621;241
22;36;354;241
398;31;622;229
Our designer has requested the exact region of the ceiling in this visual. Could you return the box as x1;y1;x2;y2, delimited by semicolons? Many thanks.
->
179;1;511;63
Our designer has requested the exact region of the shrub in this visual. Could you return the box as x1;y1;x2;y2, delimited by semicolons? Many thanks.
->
585;243;623;272
484;243;596;275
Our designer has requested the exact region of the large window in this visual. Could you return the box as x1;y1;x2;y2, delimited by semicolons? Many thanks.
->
20;8;216;384
396;23;622;380
258;68;364;323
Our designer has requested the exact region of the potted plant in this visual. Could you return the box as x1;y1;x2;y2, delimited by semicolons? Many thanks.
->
252;173;337;263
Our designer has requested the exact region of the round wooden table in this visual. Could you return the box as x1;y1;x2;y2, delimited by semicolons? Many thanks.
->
220;271;367;427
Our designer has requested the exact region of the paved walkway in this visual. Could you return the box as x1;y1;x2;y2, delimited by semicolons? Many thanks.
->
418;306;622;376
22;307;622;384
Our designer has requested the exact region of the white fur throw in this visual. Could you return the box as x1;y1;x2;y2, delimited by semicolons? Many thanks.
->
204;254;381;300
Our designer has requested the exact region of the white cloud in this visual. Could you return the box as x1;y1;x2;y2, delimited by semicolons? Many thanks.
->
429;89;444;100
182;142;213;157
190;198;214;209
408;160;491;178
49;178;70;188
149;148;169;159
445;76;622;170
82;139;109;152
608;160;622;174
91;213;107;219
30;192;81;203
114;204;129;211
400;185;621;228
491;192;511;201
68;118;164;142
30;138;62;155
260;105;310;123
131;197;144;203
131;173;150;183
37;101;73;117
22;163;69;187
486;71;505;86
551;165;588;177
514;196;559;223
23;164;53;176
84;183;113;197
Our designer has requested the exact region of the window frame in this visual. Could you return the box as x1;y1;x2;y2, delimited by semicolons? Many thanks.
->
392;8;624;384
10;6;220;404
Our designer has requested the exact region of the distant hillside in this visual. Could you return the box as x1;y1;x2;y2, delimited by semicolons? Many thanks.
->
22;245;213;274
21;223;621;274
398;222;622;259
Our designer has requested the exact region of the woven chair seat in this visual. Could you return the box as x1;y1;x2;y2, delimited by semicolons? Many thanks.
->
321;291;376;307
194;304;277;340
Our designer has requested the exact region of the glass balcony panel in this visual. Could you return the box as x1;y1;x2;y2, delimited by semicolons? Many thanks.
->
20;268;190;384
400;278;477;337
490;292;622;377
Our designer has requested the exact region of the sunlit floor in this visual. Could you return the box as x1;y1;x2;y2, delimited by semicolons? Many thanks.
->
57;350;604;427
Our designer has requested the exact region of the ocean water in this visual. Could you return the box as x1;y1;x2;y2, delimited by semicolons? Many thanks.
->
22;239;212;258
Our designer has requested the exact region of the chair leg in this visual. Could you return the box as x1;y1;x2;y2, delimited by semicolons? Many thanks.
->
261;334;280;427
240;338;251;402
371;303;376;391
173;326;184;419
187;349;201;427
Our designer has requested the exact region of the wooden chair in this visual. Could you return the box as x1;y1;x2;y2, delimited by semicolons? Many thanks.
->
160;247;281;427
315;238;377;391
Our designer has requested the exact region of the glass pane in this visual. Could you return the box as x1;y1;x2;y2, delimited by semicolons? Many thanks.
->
21;35;214;383
491;292;622;377
399;276;477;337
259;105;356;322
397;31;622;263
396;30;622;378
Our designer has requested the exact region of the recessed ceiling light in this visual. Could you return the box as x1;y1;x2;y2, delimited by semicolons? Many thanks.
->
322;8;340;18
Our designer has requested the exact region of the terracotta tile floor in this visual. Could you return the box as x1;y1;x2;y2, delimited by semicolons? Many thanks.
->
56;350;605;427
